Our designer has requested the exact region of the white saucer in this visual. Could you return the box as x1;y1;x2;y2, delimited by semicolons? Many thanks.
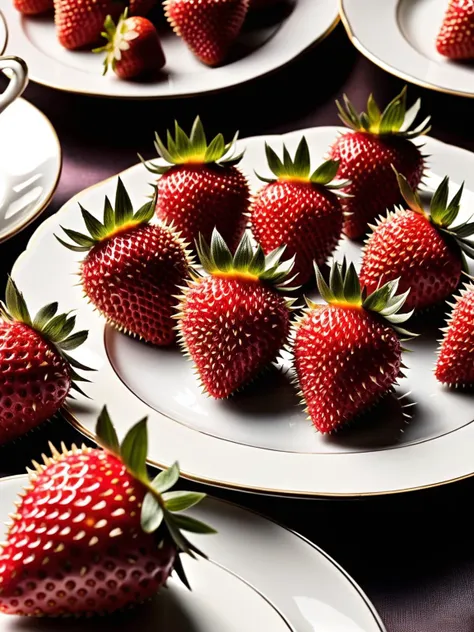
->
11;126;474;497
0;475;385;631
0;97;61;244
0;1;339;99
340;0;474;98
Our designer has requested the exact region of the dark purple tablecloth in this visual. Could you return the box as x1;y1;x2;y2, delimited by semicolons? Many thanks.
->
2;23;474;632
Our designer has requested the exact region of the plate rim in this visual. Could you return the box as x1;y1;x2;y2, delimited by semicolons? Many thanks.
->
0;473;387;631
0;97;62;244
0;10;8;55
339;0;474;99
11;125;474;499
0;4;340;100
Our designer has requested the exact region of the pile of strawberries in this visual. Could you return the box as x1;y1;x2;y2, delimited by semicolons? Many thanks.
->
13;0;283;79
1;87;474;619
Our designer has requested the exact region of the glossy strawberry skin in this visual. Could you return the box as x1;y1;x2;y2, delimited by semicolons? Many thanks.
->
179;276;290;398
250;181;343;285
114;17;165;79
435;285;474;385
13;0;52;14
165;0;249;66
156;164;249;252
436;0;474;60
0;322;70;445
327;131;424;240
294;305;401;433
54;0;156;51
360;209;462;312
82;223;190;346
0;449;176;616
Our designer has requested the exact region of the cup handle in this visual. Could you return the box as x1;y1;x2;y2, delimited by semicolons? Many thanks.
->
0;56;28;116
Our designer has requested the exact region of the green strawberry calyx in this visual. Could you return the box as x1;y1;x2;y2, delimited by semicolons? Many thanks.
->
336;86;431;139
195;228;298;293
393;168;474;261
140;116;244;176
311;258;415;339
256;136;350;191
56;178;158;253
93;9;138;76
95;407;216;589
0;277;93;396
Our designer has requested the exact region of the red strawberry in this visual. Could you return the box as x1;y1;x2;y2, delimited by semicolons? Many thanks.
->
54;0;156;51
13;0;53;15
0;279;90;445
0;408;214;616
142;117;250;253
436;0;474;59
250;136;346;286
94;10;166;79
435;281;474;386
57;178;192;346
164;0;249;66
293;260;413;433
327;88;431;240
177;230;295;398
360;171;473;312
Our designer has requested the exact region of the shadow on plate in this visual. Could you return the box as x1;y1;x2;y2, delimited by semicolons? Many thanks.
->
10;587;204;632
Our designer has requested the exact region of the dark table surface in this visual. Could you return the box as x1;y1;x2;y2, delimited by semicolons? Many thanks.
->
2;21;474;632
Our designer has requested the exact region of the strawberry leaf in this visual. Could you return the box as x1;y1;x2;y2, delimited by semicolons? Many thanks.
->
96;406;120;454
190;116;207;154
342;262;361;303
33;302;58;330
310;160;339;186
265;142;284;177
150;461;180;493
172;514;217;534
141;492;164;534
5;277;32;325
60;330;88;351
115;177;134;224
103;196;114;232
172;553;191;590
80;206;106;241
293;137;311;179
120;418;148;481
204;134;225;163
163;491;206;513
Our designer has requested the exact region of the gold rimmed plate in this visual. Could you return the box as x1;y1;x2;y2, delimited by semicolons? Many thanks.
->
1;1;339;99
340;0;474;99
10;126;474;497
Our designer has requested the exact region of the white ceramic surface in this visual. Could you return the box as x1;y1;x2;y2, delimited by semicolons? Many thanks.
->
0;475;385;631
11;126;474;497
1;1;338;99
0;97;61;243
340;0;474;98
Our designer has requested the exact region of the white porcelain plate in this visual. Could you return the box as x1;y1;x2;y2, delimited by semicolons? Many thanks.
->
0;475;385;631
11;126;474;497
0;97;61;244
0;1;338;99
340;0;474;98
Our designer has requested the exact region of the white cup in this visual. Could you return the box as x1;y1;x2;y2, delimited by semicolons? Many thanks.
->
0;56;28;116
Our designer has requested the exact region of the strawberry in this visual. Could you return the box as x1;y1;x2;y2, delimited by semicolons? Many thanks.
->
164;0;250;66
13;0;53;15
436;0;474;60
57;179;192;346
293;260;413;433
435;281;474;386
0;278;90;445
249;136;347;286
0;408;214;617
94;10;166;80
176;229;295;398
327;87;431;240
54;0;157;51
141;117;250;253
360;171;473;312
